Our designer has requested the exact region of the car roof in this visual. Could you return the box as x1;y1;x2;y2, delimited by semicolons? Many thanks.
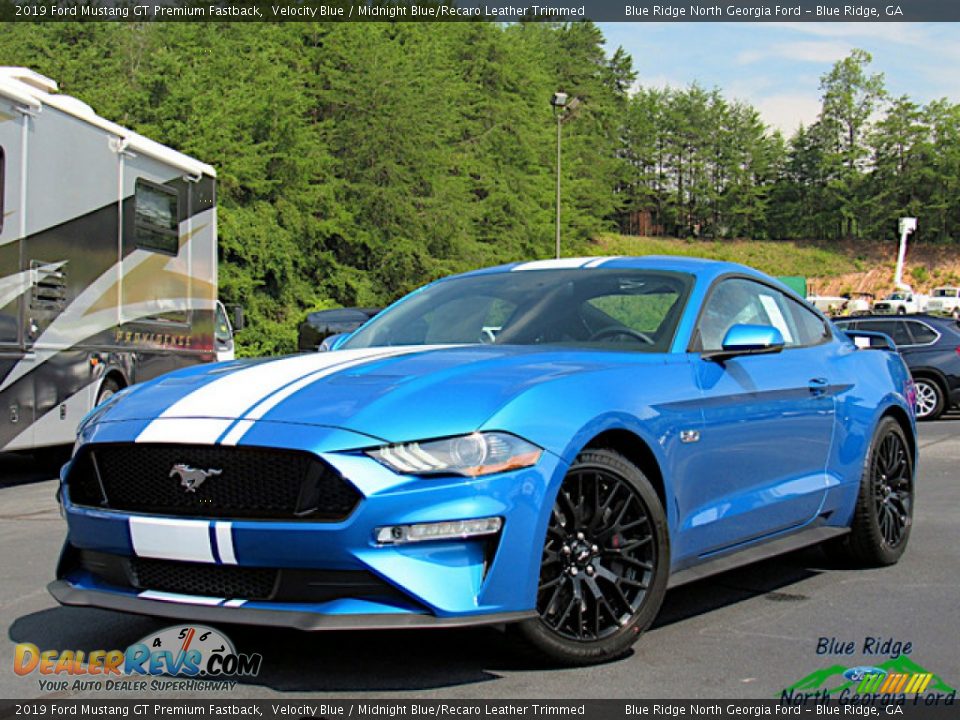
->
839;314;960;328
451;255;772;285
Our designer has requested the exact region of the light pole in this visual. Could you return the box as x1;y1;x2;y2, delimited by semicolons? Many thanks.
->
550;92;579;259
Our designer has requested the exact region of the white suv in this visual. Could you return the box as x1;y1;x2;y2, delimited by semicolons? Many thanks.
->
926;287;960;318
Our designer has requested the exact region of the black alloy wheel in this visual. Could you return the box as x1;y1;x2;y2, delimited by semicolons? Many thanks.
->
825;416;914;566
514;449;669;665
872;428;913;550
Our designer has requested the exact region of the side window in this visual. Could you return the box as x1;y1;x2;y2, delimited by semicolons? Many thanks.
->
862;320;911;347
134;179;179;255
906;321;938;345
698;278;816;352
214;302;232;344
783;295;830;346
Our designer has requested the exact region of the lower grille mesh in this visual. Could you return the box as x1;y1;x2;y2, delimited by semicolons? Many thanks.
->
131;558;277;600
76;551;415;606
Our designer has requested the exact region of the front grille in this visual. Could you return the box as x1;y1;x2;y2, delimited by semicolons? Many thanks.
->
78;551;410;604
68;443;360;521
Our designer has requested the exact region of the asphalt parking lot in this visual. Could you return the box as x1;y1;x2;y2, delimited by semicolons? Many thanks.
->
1;419;958;700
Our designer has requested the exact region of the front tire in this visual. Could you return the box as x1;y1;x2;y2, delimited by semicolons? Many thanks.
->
827;417;914;567
514;449;669;665
96;377;121;405
913;378;944;421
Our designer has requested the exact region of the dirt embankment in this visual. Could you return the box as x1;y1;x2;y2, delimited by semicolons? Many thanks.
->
807;241;960;297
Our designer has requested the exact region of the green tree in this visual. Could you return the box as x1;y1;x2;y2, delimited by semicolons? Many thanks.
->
815;49;887;238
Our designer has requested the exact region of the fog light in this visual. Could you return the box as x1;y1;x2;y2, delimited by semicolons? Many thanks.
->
375;517;502;545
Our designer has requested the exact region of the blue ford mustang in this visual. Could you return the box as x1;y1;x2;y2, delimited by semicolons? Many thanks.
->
52;256;917;664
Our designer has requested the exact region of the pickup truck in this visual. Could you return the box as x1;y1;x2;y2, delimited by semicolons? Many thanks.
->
925;287;960;318
872;291;928;315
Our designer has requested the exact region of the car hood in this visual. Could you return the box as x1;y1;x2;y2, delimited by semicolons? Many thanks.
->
99;345;660;444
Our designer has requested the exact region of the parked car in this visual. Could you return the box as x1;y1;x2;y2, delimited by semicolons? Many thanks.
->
55;257;916;665
835;314;960;420
297;307;381;352
872;291;928;316
925;287;960;318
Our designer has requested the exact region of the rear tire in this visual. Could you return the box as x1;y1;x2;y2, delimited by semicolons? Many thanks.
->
913;377;944;421
513;449;669;666
826;417;913;567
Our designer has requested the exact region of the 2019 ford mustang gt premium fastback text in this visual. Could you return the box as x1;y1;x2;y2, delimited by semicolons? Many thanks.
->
52;257;917;665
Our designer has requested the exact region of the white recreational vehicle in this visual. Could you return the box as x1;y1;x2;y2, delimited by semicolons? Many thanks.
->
0;67;233;454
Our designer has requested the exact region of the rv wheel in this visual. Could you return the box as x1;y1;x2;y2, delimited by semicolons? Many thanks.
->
97;378;121;405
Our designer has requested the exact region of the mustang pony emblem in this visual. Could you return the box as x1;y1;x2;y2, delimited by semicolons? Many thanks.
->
170;464;222;493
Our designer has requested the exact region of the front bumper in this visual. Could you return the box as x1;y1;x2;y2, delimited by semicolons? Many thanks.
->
54;427;565;628
48;580;534;630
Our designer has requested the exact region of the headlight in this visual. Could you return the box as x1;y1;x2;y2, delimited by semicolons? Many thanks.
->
367;432;542;477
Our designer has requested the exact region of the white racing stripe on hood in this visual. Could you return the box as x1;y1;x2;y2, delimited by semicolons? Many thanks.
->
135;345;450;445
216;345;449;445
135;418;235;445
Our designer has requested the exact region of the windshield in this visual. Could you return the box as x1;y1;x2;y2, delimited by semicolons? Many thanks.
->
342;268;694;353
887;292;906;300
933;288;958;298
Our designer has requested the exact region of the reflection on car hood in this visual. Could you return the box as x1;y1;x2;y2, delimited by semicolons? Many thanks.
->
98;345;663;443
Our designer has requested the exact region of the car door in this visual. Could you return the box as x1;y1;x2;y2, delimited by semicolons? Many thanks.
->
676;277;837;563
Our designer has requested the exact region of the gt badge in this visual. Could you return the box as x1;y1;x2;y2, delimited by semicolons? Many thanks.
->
170;464;222;493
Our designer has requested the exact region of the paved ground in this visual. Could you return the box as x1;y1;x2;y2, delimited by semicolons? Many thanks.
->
2;419;958;700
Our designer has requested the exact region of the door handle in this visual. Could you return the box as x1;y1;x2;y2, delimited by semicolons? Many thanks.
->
808;377;828;395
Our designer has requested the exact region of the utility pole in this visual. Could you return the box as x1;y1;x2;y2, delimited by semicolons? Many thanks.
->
555;111;562;260
550;92;579;260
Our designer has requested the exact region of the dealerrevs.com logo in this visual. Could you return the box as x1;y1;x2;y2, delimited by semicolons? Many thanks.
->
14;625;263;693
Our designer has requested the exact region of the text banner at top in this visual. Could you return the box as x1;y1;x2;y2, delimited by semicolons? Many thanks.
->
0;0;952;22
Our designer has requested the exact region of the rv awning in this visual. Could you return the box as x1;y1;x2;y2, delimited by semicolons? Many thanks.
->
0;67;216;178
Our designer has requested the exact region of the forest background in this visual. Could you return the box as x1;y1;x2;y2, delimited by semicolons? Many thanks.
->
2;22;953;354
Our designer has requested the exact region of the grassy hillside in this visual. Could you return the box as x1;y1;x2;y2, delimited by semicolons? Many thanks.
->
574;235;960;297
575;235;859;279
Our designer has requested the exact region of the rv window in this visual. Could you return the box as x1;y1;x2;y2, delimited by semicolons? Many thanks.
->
134;179;179;255
0;146;5;234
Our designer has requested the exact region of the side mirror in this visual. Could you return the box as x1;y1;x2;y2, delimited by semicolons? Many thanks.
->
231;306;245;333
704;324;785;362
318;333;348;352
